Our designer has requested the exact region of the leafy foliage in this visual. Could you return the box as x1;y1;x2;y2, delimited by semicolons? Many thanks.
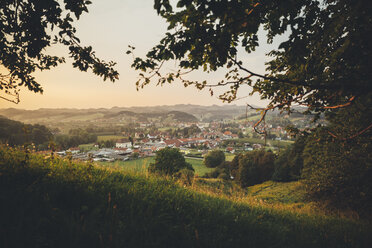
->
130;0;371;114
301;95;372;212
237;150;275;187
149;147;194;175
0;0;118;103
54;128;97;150
203;149;225;168
203;161;231;180
272;134;307;182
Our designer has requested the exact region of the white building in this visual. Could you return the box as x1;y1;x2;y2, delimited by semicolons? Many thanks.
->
116;139;132;148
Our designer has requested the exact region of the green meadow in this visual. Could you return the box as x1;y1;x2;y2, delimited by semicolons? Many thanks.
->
97;135;126;142
99;157;214;177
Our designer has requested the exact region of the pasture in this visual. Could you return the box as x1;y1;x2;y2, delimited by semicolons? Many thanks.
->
98;157;214;176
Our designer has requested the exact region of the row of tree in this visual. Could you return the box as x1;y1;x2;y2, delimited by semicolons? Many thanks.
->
0;117;99;150
0;116;52;149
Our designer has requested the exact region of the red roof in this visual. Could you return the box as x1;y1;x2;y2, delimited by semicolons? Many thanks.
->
164;139;182;147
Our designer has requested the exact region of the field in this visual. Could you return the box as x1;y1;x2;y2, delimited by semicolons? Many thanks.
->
97;135;126;142
1;146;371;248
227;137;294;150
99;157;214;176
225;153;235;161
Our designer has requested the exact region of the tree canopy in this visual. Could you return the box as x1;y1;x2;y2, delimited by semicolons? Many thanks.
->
129;0;371;130
149;147;194;175
203;149;225;168
0;0;119;103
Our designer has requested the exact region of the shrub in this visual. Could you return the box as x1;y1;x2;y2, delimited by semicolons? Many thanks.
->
175;168;195;186
204;150;225;168
148;147;194;175
203;161;231;179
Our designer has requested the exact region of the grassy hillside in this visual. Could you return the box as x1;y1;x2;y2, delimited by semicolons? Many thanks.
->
1;146;371;248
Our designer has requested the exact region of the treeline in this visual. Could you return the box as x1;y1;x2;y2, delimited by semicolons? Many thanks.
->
0;116;98;150
0;116;52;149
54;128;97;150
169;124;201;138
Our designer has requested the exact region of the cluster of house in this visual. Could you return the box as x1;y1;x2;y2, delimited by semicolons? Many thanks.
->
57;147;133;162
55;118;286;162
57;129;245;162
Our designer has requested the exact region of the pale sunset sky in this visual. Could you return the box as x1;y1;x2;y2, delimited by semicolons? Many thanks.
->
0;0;284;110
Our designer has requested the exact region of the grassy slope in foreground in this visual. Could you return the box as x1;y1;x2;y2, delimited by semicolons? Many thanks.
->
0;146;371;248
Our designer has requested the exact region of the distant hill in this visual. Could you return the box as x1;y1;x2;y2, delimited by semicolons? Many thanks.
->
112;104;250;121
0;104;252;124
102;110;198;123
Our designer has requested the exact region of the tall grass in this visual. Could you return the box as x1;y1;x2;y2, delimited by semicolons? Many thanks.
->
1;145;371;248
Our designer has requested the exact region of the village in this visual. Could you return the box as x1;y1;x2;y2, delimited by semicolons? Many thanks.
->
57;119;294;162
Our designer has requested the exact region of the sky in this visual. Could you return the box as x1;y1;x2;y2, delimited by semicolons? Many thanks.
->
0;0;283;110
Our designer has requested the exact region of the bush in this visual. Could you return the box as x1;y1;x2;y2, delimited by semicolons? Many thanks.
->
237;150;275;187
148;147;194;175
175;168;195;186
203;161;231;179
204;150;225;168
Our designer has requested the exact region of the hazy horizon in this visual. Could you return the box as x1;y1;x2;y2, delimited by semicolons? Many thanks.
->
0;102;265;111
0;0;280;110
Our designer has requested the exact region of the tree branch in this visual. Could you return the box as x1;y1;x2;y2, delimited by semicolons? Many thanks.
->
0;93;20;104
328;123;372;141
228;56;310;87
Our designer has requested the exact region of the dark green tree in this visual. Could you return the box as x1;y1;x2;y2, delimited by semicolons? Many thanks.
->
149;147;194;175
0;0;119;103
129;136;134;147
301;95;372;212
204;161;231;180
230;153;242;179
204;149;225;168
237;150;275;187
272;134;308;182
